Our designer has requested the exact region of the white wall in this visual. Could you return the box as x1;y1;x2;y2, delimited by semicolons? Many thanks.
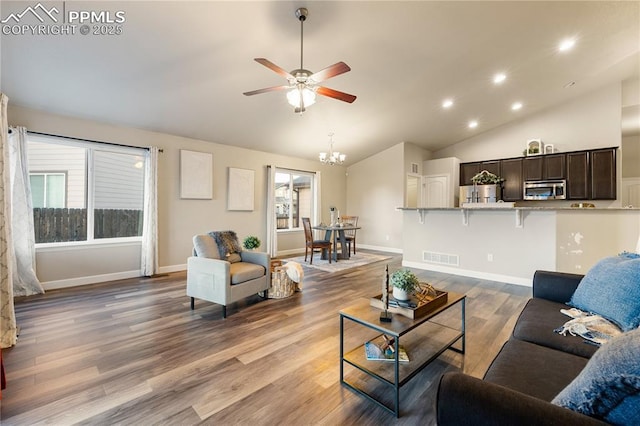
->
434;83;622;162
9;105;347;287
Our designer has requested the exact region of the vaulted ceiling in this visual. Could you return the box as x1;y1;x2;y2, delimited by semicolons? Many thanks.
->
1;1;639;164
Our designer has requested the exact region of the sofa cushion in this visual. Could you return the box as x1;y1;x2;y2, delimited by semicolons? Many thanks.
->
552;327;640;425
193;234;220;259
229;262;265;285
568;252;640;332
513;298;599;358
483;339;589;402
211;231;242;263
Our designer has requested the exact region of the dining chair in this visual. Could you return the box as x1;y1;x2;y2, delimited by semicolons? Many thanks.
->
302;217;332;264
340;215;359;255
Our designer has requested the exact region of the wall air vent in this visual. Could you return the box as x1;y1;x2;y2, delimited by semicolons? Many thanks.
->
422;251;459;266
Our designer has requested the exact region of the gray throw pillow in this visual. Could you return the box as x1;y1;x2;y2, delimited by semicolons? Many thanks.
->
552;327;640;425
568;252;640;331
193;234;220;259
211;231;242;263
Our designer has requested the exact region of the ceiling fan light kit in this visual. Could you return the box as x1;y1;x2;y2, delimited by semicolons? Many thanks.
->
243;7;356;113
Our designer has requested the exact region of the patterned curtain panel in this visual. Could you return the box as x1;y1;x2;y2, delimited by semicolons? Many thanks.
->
141;146;159;276
0;93;18;348
8;127;44;297
266;165;277;257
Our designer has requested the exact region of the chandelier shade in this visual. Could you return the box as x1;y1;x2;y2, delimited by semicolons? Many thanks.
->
319;133;345;165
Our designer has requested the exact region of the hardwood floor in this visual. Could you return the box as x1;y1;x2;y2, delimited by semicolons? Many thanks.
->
1;251;531;425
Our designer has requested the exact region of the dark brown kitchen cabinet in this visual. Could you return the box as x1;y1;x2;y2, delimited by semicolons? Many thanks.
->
566;148;616;200
567;151;589;199
460;162;480;185
523;157;543;181
500;158;523;201
590;148;616;200
460;161;501;185
544;154;566;180
523;154;565;181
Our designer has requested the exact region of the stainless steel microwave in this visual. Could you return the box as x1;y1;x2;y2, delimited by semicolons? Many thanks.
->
523;180;566;200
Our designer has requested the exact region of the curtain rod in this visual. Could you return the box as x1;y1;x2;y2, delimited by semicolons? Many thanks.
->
24;130;164;153
269;165;317;175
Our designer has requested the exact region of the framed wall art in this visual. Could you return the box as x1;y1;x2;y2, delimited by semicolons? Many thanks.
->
227;167;255;211
180;150;213;199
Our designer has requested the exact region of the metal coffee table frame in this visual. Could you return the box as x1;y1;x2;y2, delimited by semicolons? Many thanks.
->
339;292;465;417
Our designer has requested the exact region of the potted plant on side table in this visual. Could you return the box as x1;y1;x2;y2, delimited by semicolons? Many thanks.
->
390;269;420;301
242;235;261;251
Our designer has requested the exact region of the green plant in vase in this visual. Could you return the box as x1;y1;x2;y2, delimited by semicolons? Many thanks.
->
242;235;261;250
390;269;420;301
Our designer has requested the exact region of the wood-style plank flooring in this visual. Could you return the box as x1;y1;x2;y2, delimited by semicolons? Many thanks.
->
1;251;531;425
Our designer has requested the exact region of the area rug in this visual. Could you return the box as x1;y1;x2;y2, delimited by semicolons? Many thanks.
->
284;252;391;273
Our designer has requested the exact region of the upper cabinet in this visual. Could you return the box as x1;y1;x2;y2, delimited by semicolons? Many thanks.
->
523;154;566;181
460;147;617;201
590;148;617;200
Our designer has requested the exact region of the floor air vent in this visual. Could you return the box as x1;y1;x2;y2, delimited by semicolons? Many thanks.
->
422;251;459;266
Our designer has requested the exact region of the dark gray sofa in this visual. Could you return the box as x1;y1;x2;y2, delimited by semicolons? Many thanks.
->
437;270;609;425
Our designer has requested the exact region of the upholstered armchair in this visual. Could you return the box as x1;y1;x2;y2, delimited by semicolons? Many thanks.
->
187;232;270;318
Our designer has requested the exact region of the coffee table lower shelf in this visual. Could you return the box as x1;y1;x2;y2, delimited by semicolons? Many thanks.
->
339;293;465;417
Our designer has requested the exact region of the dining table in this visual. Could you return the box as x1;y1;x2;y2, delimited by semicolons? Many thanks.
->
312;223;361;262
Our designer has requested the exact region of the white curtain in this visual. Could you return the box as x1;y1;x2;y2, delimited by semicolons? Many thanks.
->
141;146;159;276
313;170;322;239
8;126;44;297
265;165;277;257
1;93;18;348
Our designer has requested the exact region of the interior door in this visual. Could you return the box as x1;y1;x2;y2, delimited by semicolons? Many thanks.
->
422;175;450;207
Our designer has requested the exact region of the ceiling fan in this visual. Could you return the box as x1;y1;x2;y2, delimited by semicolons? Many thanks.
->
243;7;356;113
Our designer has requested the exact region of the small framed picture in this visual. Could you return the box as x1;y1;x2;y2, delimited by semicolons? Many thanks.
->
544;144;555;155
526;139;543;156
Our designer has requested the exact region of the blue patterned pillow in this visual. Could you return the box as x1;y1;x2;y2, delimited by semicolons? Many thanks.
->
568;252;640;332
552;328;640;424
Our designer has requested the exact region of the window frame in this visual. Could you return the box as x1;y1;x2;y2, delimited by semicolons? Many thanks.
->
275;168;316;233
29;171;67;208
27;133;147;247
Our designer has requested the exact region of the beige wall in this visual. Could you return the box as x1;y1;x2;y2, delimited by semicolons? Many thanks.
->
346;142;406;252
9;105;347;286
403;208;640;286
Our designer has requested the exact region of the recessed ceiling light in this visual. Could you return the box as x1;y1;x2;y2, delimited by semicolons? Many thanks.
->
468;120;478;129
493;73;506;84
442;99;454;109
559;38;576;52
511;102;523;111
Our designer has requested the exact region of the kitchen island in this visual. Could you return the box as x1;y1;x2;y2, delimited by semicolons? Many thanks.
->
400;206;640;286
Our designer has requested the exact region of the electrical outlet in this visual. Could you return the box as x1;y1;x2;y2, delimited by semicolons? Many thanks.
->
487;253;493;262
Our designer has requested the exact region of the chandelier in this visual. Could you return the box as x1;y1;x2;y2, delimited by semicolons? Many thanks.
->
319;133;345;165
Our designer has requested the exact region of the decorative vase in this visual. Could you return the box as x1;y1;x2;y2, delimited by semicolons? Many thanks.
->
393;286;409;301
330;210;337;226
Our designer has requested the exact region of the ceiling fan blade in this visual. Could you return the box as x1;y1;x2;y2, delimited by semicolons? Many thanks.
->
243;85;290;96
254;58;293;79
309;62;351;83
316;86;357;103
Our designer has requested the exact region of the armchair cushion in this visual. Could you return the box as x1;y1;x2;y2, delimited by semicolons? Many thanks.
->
193;234;221;259
211;231;242;263
229;262;266;285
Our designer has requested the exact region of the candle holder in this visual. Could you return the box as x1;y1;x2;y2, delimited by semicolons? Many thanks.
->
380;264;392;322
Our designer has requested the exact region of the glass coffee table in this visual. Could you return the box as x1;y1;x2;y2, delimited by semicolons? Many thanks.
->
339;292;465;417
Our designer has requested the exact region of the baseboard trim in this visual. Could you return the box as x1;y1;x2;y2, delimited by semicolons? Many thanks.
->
42;270;142;290
402;260;532;287
358;244;403;254
158;264;186;274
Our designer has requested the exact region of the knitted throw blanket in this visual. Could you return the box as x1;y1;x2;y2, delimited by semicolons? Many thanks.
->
555;308;622;346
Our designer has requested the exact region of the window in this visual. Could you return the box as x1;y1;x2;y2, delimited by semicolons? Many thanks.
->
29;173;66;208
27;134;146;244
275;170;314;231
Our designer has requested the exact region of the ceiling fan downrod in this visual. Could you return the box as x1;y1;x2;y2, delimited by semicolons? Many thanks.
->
296;8;308;71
